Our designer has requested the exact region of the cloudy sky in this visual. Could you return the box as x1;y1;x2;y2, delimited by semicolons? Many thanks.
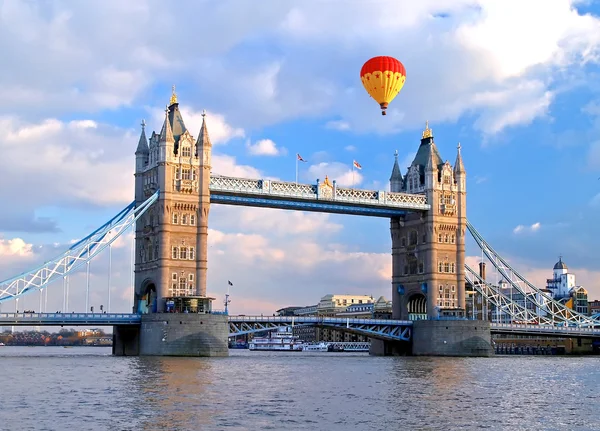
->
1;0;600;316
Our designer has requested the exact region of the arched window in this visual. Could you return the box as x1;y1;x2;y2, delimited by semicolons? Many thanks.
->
409;230;418;246
179;276;187;295
438;233;443;243
180;247;188;260
450;263;455;273
172;246;178;259
190;214;196;226
438;262;443;272
182;214;188;225
173;213;178;224
189;247;195;260
450;235;456;244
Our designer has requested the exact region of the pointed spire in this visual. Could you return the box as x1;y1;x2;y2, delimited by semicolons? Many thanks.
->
159;105;174;144
389;150;404;192
196;109;212;155
454;142;465;173
422;120;433;139
136;119;149;154
170;85;178;105
389;149;402;181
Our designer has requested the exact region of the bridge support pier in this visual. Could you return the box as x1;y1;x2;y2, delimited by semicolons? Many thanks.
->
412;320;494;357
369;338;410;356
113;325;140;356
138;313;229;357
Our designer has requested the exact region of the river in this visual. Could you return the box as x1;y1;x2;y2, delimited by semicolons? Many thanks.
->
0;347;598;431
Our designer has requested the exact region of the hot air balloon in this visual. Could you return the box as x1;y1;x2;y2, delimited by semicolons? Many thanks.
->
360;56;406;115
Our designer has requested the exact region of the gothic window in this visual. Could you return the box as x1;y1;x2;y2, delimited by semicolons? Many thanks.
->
154;244;159;260
408;230;418;246
418;261;424;274
409;259;418;275
172;246;178;259
181;146;191;157
182;214;188;225
450;235;456;244
438;262;443;272
175;168;180;180
451;285;455;292
191;169;197;181
172;273;178;281
179;276;187;294
190;214;196;226
147;242;153;261
443;175;451;185
450;263;455;273
182;168;190;180
439;285;443;291
189;247;195;260
173;213;178;224
189;274;194;282
170;283;176;296
180;247;188;260
444;263;450;273
438;233;443;243
444;234;449;243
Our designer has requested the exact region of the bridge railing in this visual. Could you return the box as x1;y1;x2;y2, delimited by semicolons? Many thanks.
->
209;175;429;210
491;322;600;335
0;312;140;322
227;315;413;326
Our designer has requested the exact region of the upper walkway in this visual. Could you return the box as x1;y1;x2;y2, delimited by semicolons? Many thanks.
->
209;174;430;217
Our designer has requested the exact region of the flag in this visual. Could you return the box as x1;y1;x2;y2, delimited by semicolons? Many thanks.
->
228;280;233;286
353;160;362;170
297;153;307;162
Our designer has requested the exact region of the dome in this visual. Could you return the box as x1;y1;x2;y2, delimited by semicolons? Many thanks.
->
553;258;568;270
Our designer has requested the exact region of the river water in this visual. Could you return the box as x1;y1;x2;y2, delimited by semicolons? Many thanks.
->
0;347;599;431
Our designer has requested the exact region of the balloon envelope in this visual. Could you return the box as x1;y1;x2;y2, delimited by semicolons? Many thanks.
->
360;56;406;115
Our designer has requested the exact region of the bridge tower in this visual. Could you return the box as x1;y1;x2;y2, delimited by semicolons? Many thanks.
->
133;87;213;314
390;122;466;320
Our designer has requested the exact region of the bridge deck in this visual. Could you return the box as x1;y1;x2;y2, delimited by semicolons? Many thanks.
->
0;313;141;326
209;175;429;217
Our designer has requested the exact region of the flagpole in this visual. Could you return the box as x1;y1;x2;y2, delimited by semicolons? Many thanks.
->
352;161;355;189
295;155;298;184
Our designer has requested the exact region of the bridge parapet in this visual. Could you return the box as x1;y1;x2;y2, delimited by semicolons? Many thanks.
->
209;175;429;211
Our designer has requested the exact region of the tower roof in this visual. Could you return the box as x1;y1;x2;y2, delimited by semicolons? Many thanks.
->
195;110;212;154
159;105;175;143
410;121;443;170
454;142;465;173
390;150;402;181
554;257;568;270
135;119;149;154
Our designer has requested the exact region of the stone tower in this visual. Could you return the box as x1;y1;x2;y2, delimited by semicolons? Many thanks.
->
390;122;466;320
133;87;213;314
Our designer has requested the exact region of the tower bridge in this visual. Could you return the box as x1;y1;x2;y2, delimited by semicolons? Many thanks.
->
1;88;599;357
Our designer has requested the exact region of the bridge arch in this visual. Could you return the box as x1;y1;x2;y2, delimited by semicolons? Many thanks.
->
407;293;427;321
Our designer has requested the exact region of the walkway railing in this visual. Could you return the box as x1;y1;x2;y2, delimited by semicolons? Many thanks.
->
0;312;141;325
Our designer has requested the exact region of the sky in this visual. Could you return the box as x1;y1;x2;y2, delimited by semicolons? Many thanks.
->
1;0;600;316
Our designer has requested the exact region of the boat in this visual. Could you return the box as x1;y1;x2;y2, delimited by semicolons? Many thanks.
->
302;342;329;352
0;342;5;346
248;327;304;351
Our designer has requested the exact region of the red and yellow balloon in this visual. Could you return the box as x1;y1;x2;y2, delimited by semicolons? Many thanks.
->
360;56;406;115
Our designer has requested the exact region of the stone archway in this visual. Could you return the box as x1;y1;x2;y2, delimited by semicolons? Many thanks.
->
138;282;157;314
407;293;427;321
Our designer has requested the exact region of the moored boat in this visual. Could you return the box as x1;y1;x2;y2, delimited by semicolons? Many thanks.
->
248;327;304;351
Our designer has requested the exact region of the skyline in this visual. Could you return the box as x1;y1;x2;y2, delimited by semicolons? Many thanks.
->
1;1;600;315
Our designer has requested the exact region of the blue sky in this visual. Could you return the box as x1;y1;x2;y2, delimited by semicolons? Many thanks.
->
1;0;600;315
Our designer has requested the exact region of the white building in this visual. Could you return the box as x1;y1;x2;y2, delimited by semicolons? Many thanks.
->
546;257;576;300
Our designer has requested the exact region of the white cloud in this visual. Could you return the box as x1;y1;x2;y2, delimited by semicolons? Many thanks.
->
0;237;34;259
327;121;351;131
513;222;542;234
344;145;356;152
306;161;363;187
246;138;287;156
1;1;598;137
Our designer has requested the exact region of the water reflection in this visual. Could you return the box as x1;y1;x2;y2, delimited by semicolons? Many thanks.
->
1;348;600;431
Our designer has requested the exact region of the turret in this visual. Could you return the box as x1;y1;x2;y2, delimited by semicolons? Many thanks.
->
454;142;466;191
196;110;212;165
389;150;403;192
158;105;175;161
135;119;149;173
